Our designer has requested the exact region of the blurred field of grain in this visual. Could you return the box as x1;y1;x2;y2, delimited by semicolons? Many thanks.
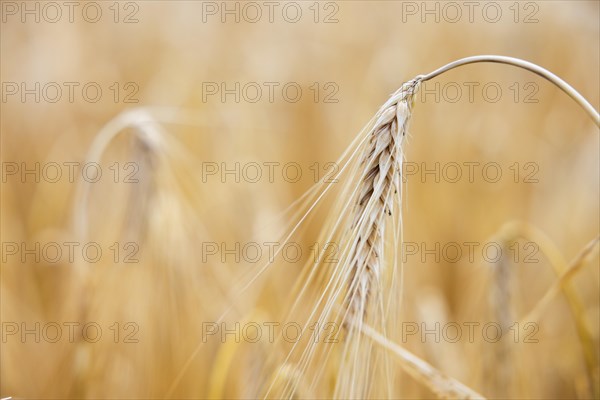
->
1;1;599;398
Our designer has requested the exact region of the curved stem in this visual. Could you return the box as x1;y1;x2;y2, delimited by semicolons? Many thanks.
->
417;55;599;127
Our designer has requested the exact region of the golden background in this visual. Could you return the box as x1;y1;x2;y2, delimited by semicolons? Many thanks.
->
1;1;599;398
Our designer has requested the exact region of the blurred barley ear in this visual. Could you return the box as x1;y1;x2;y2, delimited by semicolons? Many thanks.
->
487;241;514;398
491;222;598;398
68;109;168;397
73;109;166;247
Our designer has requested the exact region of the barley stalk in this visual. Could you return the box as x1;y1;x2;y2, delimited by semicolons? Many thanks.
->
418;55;599;126
360;323;486;399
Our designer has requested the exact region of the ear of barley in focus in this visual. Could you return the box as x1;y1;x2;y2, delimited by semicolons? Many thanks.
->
334;79;420;399
264;79;421;399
